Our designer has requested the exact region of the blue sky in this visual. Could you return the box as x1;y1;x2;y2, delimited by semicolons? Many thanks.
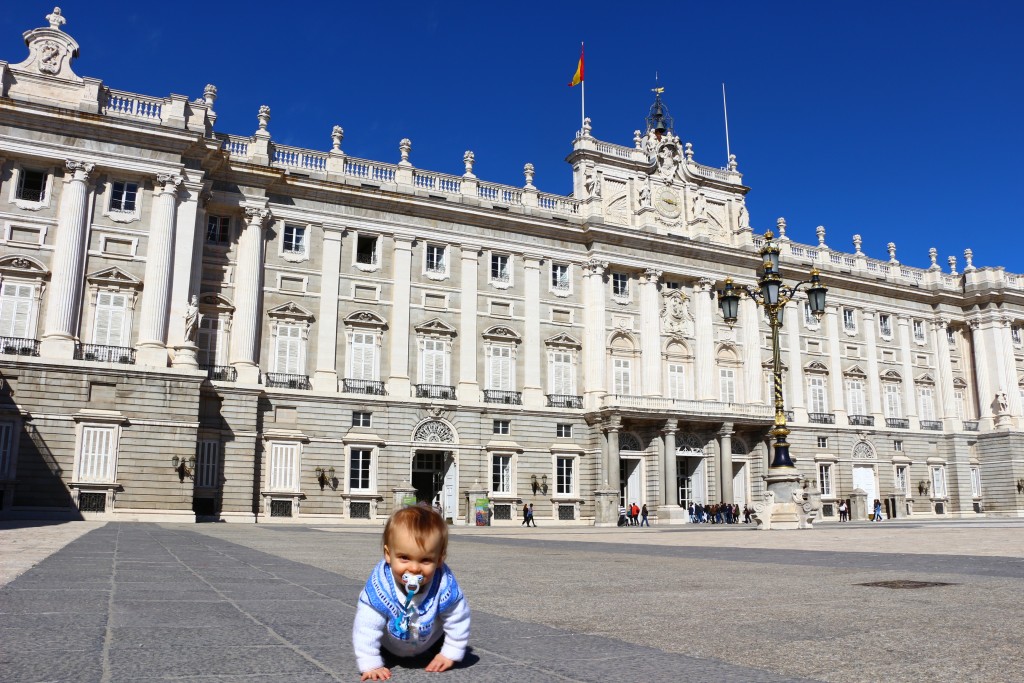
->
3;2;1021;274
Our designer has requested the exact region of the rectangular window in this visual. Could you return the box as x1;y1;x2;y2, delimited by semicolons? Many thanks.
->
970;466;981;498
946;327;956;346
352;411;372;427
954;389;966;420
348;332;378;381
109;181;138;213
878;314;892;338
356;235;378;265
77;426;116;483
283;225;306;254
490;254;510;283
912;320;926;342
917;386;935;421
807;376;828;413
491;454;512;494
197;317;224;367
556;456;575;495
551;263;570;291
349;448;372;491
818;463;833;497
884;384;902;418
612;272;629;297
804;303;817;326
206;215;230;244
0;421;13;478
268;442;298;492
894;440;903;451
487;345;513;390
817;436;828;448
549;351;574;395
842;308;856;332
1012;326;1022;346
493;419;510;435
667;363;685;400
420;338;448;385
895;465;909;495
425;244;446;273
613;358;632;395
664;281;681;290
556;423;573;438
17;169;46;202
196;440;220;488
0;283;35;338
846;379;867;415
92;292;128;347
930;465;947;498
719;368;736;403
274;324;304;375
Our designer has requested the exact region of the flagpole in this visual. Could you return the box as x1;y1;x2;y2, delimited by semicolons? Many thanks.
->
580;42;585;130
722;83;731;160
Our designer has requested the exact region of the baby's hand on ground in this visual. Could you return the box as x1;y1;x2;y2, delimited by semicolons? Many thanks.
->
425;654;455;672
360;666;392;680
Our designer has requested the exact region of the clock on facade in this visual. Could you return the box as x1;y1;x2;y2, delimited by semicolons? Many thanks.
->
655;188;681;218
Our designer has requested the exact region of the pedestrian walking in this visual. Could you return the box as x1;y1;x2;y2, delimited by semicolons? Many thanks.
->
640;503;650;527
527;503;538;527
873;499;883;522
521;503;530;526
838;500;848;522
618;504;628;527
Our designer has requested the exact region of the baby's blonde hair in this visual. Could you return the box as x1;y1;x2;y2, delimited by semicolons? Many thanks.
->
383;504;448;559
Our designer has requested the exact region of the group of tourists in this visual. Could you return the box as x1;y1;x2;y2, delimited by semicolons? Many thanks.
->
687;502;750;524
617;502;650;527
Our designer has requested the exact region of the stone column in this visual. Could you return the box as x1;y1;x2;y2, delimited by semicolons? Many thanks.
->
41;160;94;358
457;244;480;399
784;300;806;420
137;173;183;367
582;259;608;409
594;415;621;526
605;417;621;490
825;305;846;421
862;310;884;422
169;176;205;348
229;207;270;384
313;229;342;391
969;319;994;426
694;278;715;400
931;318;958;428
639;269;662;396
897;316;917;424
995;316;1022;419
718;423;734;504
739;294;762;404
522;255;544;407
387;236;413;397
661;421;677;506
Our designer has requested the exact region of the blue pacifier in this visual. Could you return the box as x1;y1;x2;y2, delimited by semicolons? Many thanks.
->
391;572;425;637
402;572;424;594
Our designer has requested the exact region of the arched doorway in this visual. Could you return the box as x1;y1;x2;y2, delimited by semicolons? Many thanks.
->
411;419;459;520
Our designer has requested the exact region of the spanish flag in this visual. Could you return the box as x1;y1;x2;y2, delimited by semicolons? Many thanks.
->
568;43;584;87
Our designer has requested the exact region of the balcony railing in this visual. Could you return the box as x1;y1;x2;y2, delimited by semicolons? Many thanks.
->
265;373;311;390
885;418;909;429
483;390;522;405
416;384;455;400
601;395;774;420
0;337;40;356
75;344;136;364
849;414;874;426
808;413;835;424
920;420;943;431
963;420;979;432
344;379;386;395
784;410;795;422
547;394;584;409
201;364;237;382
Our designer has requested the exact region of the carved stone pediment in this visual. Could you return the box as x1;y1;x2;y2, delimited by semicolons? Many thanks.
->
880;369;902;381
0;254;49;279
915;372;936;385
344;310;387;329
11;10;82;82
482;325;521;343
199;292;234;313
952;376;968;388
844;364;867;378
660;290;693;337
805;361;829;374
414;318;457;337
545;332;581;349
267;301;314;322
85;266;142;289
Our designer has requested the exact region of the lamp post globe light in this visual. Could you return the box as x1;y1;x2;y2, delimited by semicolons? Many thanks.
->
718;227;828;529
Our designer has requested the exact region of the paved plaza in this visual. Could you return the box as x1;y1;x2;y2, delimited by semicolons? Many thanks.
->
1;519;1023;683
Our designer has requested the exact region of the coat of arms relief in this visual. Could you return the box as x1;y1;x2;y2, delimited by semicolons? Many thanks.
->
660;289;694;337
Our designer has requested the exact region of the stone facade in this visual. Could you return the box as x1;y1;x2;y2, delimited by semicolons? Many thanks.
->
0;10;1022;524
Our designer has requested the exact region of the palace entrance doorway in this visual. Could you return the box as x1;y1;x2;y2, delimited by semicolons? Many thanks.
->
412;451;457;520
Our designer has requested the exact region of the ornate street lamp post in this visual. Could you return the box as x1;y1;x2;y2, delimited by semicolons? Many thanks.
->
717;228;827;507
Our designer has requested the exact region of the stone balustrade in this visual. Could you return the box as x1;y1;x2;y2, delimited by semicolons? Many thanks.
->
601;394;773;420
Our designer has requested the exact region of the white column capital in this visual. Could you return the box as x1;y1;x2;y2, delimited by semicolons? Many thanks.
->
641;268;662;285
65;159;94;181
155;173;184;194
697;277;715;293
585;259;609;276
243;206;271;227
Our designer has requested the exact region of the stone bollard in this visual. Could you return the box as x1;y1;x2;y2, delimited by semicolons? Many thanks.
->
850;488;868;521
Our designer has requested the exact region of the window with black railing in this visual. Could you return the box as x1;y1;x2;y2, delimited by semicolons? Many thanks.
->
885;418;909;429
547;394;583;409
17;169;46;203
200;364;237;382
920;420;942;430
344;379;387;395
808;413;835;424
963;420;979;432
483;390;522;405
0;337;40;356
848;415;874;426
784;410;795;422
415;384;456;400
265;373;311;390
74;344;136;364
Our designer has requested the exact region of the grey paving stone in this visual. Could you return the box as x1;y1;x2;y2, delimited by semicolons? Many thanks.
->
107;644;334;678
109;600;248;628
0;650;104;683
107;625;282;649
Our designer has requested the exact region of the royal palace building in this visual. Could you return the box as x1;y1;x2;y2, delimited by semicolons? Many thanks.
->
0;9;1022;525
